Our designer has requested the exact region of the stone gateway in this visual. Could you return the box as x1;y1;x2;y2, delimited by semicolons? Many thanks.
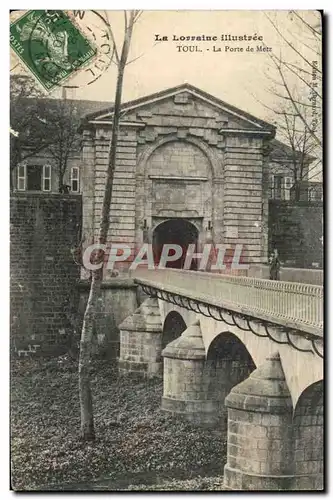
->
80;83;277;276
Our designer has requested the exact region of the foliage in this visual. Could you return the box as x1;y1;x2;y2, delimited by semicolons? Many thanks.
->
10;75;81;191
10;75;52;185
11;358;227;491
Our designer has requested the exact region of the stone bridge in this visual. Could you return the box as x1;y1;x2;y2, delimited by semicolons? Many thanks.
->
118;269;324;491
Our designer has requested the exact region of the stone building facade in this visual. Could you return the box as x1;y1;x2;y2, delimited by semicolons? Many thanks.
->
81;83;277;273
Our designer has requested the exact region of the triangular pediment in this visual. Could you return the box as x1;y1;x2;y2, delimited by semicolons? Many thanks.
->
83;83;275;133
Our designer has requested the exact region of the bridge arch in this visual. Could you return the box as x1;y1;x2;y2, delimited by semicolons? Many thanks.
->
206;331;256;427
292;380;323;489
162;311;187;349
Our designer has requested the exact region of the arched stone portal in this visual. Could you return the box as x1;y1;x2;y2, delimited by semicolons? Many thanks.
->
153;219;199;270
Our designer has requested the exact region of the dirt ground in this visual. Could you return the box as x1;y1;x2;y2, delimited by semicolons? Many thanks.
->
10;356;226;491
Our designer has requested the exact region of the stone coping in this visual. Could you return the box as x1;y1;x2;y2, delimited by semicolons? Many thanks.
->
11;192;82;200
78;278;137;290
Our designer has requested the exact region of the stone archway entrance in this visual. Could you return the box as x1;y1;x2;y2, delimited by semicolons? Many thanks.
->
152;218;199;269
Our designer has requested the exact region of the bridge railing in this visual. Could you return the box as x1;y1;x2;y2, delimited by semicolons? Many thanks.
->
132;268;323;336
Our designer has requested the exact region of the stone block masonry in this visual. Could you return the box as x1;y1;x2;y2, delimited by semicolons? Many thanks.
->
224;352;295;490
78;279;138;359
10;193;82;356
161;321;222;426
269;200;323;269
118;298;163;377
223;352;323;491
222;137;264;264
82;85;278;275
92;130;138;273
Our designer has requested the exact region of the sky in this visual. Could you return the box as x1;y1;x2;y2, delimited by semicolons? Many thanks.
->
10;9;322;179
10;10;321;125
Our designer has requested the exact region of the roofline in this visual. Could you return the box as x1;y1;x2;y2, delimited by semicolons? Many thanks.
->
271;138;317;163
82;83;276;133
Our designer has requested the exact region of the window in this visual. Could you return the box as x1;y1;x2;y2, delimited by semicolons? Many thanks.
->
43;164;51;191
284;177;293;201
71;167;79;193
17;163;26;191
273;175;283;199
26;165;43;191
17;164;51;191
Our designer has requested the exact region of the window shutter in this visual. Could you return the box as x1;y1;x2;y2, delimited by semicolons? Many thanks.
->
17;163;26;191
284;177;293;200
42;164;51;191
71;167;79;193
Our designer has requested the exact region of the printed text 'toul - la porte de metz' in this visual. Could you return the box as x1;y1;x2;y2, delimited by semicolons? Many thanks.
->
154;33;272;53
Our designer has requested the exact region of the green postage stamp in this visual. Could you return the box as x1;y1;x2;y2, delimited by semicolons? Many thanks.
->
10;10;97;91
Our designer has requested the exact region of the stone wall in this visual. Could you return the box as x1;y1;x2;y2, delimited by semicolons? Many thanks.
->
10;193;82;356
248;265;323;285
78;279;138;359
268;200;323;268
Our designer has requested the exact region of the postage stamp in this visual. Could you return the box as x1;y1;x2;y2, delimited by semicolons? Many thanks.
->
10;10;97;91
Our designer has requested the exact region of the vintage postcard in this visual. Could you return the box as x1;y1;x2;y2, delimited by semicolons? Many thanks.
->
10;10;323;491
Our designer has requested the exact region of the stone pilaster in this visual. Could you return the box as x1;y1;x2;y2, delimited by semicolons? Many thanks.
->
93;126;139;274
118;298;163;377
222;132;266;265
161;320;220;426
223;352;295;490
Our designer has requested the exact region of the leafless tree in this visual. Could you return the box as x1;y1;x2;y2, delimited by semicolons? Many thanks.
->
264;11;322;149
271;102;321;200
79;10;142;441
45;93;81;192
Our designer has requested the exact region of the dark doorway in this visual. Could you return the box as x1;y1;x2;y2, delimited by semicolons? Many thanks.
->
153;219;199;269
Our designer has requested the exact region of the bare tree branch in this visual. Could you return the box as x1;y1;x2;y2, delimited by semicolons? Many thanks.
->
265;13;322;74
291;10;322;38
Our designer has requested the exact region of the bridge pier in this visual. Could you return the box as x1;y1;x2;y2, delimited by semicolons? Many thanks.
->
223;352;295;490
118;298;163;377
223;351;323;490
161;320;221;426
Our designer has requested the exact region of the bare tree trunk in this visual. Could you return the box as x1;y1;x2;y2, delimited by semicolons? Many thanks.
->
79;11;137;441
58;164;66;192
79;269;101;440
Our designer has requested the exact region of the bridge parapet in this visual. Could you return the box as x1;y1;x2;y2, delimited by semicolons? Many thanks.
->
132;268;323;336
